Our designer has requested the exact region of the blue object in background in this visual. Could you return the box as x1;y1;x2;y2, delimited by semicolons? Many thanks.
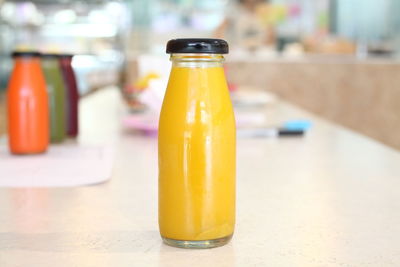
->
283;120;313;131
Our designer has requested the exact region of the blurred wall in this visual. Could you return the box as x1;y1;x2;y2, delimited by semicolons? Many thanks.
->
227;58;400;150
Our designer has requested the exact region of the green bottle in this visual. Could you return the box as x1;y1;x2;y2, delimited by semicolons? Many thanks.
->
41;54;66;143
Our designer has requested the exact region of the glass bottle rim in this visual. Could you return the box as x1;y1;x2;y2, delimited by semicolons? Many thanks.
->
170;53;225;63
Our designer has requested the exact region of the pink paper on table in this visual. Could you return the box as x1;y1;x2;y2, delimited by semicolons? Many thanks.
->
0;144;115;187
123;114;159;136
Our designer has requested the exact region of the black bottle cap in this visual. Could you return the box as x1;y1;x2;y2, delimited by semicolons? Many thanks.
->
166;38;229;54
11;51;41;58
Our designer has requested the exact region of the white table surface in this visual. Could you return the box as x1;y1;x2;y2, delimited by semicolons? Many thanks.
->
1;87;400;267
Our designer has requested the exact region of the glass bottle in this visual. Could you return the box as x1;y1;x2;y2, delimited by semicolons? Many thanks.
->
7;51;49;154
59;54;79;137
41;54;66;143
158;39;236;249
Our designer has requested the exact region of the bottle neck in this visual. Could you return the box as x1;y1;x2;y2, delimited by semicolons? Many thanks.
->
14;57;40;65
170;53;224;68
14;57;41;72
60;57;72;66
42;58;59;67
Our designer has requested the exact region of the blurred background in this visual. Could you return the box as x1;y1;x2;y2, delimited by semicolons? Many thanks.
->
0;0;400;149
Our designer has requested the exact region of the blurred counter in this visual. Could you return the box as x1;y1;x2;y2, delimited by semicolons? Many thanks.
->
226;54;400;150
1;87;400;266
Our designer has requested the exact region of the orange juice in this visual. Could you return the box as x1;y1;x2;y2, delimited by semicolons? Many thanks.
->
7;51;49;154
158;39;235;249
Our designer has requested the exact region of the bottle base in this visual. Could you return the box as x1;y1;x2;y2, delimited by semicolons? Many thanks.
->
162;234;232;249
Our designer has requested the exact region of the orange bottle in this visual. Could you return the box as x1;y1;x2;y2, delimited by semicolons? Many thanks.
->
7;51;49;154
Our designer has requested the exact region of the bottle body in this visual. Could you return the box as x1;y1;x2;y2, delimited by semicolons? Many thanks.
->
158;54;236;248
7;56;49;154
59;55;79;137
42;57;66;143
